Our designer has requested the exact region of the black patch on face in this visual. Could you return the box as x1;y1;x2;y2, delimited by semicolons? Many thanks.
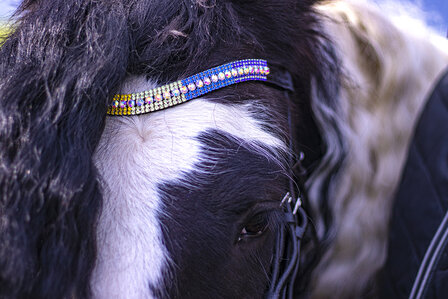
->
155;129;289;298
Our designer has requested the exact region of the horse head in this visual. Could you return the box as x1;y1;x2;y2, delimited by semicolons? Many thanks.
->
0;0;339;297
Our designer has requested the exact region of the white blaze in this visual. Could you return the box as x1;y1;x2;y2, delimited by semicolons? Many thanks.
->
92;77;286;298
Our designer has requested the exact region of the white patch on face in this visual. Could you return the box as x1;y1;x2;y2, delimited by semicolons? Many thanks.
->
91;77;287;298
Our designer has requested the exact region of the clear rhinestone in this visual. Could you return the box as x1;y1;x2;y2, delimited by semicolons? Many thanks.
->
218;72;225;80
196;80;204;88
172;89;180;97
188;83;196;91
163;90;171;99
180;86;188;94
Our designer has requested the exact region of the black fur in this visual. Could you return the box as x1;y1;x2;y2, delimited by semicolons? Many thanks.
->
158;129;289;298
0;0;339;297
0;0;129;298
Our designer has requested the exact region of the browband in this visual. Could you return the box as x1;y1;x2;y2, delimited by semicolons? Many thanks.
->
108;59;270;116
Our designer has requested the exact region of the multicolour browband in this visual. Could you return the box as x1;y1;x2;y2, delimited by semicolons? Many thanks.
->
107;59;270;116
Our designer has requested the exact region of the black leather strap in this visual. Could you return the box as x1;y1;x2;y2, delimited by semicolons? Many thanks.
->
265;71;308;299
266;65;295;93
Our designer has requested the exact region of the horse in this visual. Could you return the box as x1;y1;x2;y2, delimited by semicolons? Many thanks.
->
0;0;447;298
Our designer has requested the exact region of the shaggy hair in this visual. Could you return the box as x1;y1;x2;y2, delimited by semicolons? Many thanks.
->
0;0;340;297
309;0;448;297
3;0;448;297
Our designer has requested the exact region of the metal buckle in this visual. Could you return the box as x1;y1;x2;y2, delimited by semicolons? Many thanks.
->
281;192;303;215
266;192;308;299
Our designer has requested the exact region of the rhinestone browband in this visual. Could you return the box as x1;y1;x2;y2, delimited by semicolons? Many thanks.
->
107;59;270;116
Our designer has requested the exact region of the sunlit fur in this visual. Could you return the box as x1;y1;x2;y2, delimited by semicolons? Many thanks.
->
308;0;448;297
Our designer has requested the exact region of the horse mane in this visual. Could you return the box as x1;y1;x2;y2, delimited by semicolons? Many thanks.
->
0;0;340;297
0;1;130;297
309;0;448;297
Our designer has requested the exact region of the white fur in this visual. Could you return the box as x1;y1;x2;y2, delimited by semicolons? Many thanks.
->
310;1;448;297
92;77;287;298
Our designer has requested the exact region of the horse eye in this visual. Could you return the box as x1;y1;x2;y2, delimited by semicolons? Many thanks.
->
238;213;269;241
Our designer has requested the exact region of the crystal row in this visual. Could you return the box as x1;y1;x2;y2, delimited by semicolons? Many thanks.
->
107;59;270;116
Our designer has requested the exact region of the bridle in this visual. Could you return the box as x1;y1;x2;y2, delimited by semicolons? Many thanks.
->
265;66;309;299
107;59;309;299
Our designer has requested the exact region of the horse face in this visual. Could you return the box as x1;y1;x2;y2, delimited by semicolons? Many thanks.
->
0;0;329;297
92;79;291;298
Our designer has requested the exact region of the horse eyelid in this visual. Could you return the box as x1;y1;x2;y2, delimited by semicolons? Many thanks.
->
237;208;283;243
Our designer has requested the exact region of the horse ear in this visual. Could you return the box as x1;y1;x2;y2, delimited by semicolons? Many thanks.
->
0;1;130;297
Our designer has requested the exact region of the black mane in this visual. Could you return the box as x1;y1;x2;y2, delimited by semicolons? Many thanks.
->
0;0;339;297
